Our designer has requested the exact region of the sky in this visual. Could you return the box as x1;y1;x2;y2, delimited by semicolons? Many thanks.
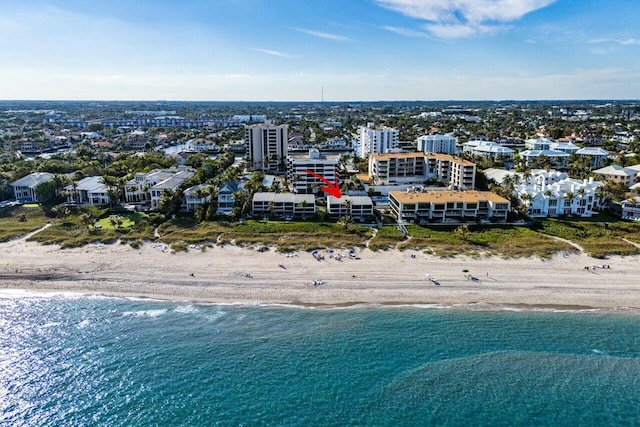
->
1;0;639;101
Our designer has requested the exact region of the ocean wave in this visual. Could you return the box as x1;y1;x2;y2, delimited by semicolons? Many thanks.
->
122;309;168;318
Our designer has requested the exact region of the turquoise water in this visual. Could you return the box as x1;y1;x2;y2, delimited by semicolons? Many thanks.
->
1;292;640;426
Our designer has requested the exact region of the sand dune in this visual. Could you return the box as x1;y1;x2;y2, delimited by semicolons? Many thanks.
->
1;238;639;309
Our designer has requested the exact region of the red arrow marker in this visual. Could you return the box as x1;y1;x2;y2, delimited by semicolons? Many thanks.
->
302;170;342;199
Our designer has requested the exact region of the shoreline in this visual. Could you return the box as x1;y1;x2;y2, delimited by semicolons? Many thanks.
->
2;237;640;310
2;288;640;314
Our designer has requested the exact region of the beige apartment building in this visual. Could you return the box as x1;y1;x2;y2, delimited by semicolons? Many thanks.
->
367;152;476;189
389;189;510;224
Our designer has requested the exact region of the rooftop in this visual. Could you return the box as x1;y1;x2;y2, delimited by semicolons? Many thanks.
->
390;189;510;204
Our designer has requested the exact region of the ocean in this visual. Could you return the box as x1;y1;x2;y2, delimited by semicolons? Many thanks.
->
1;291;639;426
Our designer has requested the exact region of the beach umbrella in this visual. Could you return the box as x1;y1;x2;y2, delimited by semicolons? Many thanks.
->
424;273;432;279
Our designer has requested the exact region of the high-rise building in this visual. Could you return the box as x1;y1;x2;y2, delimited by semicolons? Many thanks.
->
416;134;457;154
245;121;288;171
358;123;399;158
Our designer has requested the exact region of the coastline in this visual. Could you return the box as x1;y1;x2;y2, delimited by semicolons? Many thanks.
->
2;237;640;310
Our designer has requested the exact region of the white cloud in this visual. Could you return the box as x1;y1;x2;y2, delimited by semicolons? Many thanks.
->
250;48;293;58
290;27;348;41
381;25;430;38
589;38;640;45
375;0;556;38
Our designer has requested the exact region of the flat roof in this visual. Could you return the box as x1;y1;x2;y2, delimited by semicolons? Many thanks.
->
389;189;510;204
371;152;475;166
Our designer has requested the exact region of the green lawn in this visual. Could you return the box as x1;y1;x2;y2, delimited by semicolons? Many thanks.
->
94;212;146;230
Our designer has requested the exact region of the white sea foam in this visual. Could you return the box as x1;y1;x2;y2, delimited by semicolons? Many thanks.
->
174;304;199;314
122;309;168;318
77;319;91;328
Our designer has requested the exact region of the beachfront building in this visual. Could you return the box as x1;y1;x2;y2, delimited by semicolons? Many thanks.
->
593;165;638;188
64;176;110;206
217;181;240;215
367;152;476;189
416;134;457;154
10;172;55;202
358;123;399;157
462;140;515;160
326;195;374;219
245;121;288;171
514;172;603;217
388;189;510;224
287;149;340;194
183;184;213;212
124;166;195;207
575;147;609;168
618;197;640;220
251;192;316;218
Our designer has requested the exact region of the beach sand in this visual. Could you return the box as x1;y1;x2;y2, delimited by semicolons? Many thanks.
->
1;235;639;309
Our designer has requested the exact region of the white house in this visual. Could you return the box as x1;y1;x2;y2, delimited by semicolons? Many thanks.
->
518;149;570;167
64;176;110;206
10;172;55;202
549;141;580;154
515;171;603;217
183;184;213;212
124;166;195;208
416;134;457;154
326;195;374;219
575;147;609;168
619;197;640;220
462;140;514;160
251;193;316;218
217;181;241;215
525;138;553;150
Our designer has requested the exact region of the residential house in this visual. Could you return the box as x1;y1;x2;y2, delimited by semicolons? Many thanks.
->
518;149;570;168
183;184;213;212
124;166;195;207
326;195;374;219
251;193;316;218
389;189;510;224
575;147;609;168
10;172;55;202
549;141;580;155
64;176;110;206
617;197;640;220
525;138;553;150
287;149;340;194
593;165;638;188
217;181;240;215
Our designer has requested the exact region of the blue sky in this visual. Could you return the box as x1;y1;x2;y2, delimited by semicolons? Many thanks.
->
1;0;639;101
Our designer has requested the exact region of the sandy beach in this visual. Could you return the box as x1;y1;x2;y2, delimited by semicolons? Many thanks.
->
1;229;640;310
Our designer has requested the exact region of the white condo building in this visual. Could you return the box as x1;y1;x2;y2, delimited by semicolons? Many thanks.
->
462;140;514;160
287;149;340;194
245;121;288;171
416;134;457;154
358;123;399;158
514;170;603;217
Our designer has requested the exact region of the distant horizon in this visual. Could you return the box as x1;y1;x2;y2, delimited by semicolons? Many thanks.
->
2;98;640;104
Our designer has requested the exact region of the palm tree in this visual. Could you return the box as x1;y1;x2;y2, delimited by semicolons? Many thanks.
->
342;198;352;218
338;215;353;232
79;212;95;231
455;224;471;241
